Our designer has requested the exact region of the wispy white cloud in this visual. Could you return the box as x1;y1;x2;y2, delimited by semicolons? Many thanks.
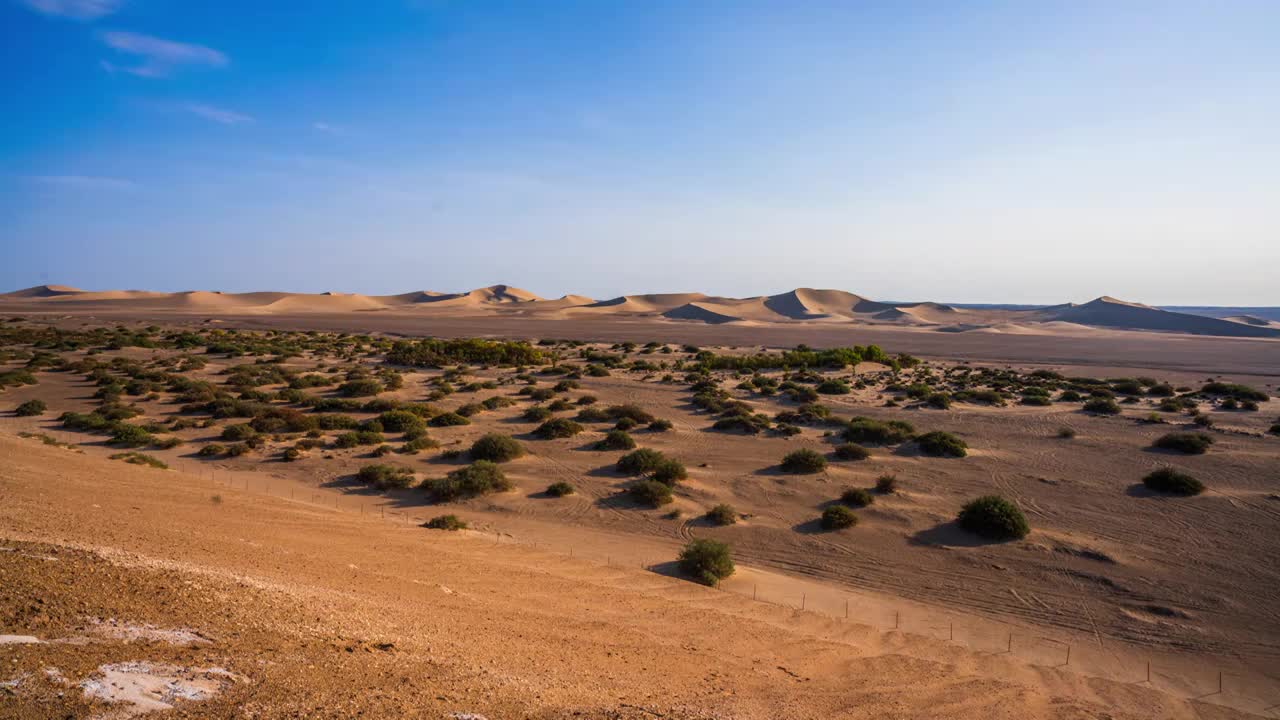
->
28;174;138;190
311;121;345;135
98;30;226;78
183;103;252;125
20;0;120;20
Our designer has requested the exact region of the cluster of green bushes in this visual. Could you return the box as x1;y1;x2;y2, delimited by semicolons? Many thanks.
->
423;460;512;500
108;451;168;469
387;338;544;367
678;538;734;585
843;417;914;445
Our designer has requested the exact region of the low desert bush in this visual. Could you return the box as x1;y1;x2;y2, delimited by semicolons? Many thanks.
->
705;503;737;526
534;418;584;439
648;418;673;432
839;487;874;508
651;458;688;485
424;460;512;500
1142;467;1204;495
617;448;667;475
1056;426;1077;439
468;433;525;463
780;448;827;473
338;378;383;397
109;423;154;448
545;481;575;497
356;464;416;490
678;538;734;585
14;399;46;416
429;412;471;427
1083;398;1121;415
594;429;636;451
220;423;258;442
614;417;638;431
423;514;467;530
915;431;967;457
606;404;655;424
874;473;897;494
399;436;440;454
957;495;1029;540
816;379;850;395
197;444;226;457
833;442;870;461
109;451;167;469
821;505;857;530
1152;432;1214;454
843;417;914;445
629;479;673;507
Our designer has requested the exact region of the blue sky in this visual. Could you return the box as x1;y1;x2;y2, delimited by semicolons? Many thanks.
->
3;0;1277;304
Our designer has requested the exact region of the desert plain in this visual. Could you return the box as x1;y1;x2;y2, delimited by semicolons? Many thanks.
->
1;285;1278;719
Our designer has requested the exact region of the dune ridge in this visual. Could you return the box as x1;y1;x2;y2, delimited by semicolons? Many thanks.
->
3;283;1278;338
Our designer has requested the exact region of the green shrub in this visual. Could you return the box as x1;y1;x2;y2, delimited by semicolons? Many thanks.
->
614;417;638;431
957;495;1029;540
648;418;673;432
197;444;226;457
651;458;688;485
1152;432;1214;454
1057;426;1077;439
629;479;673;507
534;418;584;439
1142;467;1204;495
424;460;512;500
546;481;575;497
816;379;850;395
606;404;655;424
843;417;914;445
874;474;897;494
916;431;967;458
14;399;46;416
423;514;467;530
282;446;303;462
780;448;826;473
1201;382;1268;402
705;503;737;526
109;451;167;469
594;429;636;451
833;443;870;461
523;405;553;422
220;423;258;442
429;412;471;427
378;410;427;434
840;487;874;508
109;423;154;447
617;448;667;475
399;436;440;454
677;538;734;585
356;464;416;490
1083;398;1121;415
338;378;383;397
469;433;525;463
1020;394;1052;407
821;505;857;530
152;436;183;450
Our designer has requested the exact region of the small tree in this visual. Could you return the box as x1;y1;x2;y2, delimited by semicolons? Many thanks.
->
677;538;734;585
957;495;1029;540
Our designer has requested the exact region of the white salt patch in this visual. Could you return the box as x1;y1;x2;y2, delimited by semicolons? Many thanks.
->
87;618;209;646
80;662;242;716
0;635;41;645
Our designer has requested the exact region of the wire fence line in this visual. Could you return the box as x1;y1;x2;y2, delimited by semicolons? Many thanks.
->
8;420;1280;718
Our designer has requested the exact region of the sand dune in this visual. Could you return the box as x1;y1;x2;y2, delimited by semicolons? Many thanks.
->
1045;297;1280;338
2;284;1276;339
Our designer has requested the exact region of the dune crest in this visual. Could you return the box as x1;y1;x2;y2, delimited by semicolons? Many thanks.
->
2;284;1276;338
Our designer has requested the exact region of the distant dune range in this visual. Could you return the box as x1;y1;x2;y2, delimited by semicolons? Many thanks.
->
4;283;1278;340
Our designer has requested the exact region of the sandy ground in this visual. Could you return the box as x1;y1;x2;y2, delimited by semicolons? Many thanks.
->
0;435;1271;719
2;314;1279;718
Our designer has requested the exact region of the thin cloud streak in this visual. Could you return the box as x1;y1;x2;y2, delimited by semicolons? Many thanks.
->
28;174;138;190
20;0;120;20
184;103;253;125
99;30;227;77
